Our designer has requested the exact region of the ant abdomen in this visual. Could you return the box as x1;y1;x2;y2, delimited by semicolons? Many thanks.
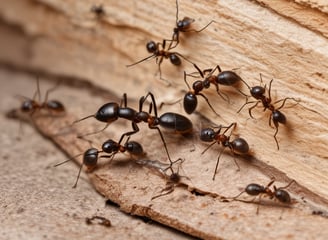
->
183;93;198;114
95;102;119;122
169;54;181;65
245;183;265;196
159;112;193;134
272;110;286;124
274;189;291;203
124;141;144;155
217;71;242;86
231;138;249;154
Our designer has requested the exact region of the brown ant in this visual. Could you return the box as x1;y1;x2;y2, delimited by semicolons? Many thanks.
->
126;39;194;81
167;0;216;50
200;122;249;180
72;92;193;174
54;136;145;188
151;158;189;200
238;75;299;150
20;77;65;116
86;215;111;227
183;64;243;115
233;179;295;214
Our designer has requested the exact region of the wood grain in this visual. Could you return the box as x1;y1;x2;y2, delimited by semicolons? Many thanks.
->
1;0;328;239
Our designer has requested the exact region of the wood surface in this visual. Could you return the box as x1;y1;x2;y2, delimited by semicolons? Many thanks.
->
1;0;328;239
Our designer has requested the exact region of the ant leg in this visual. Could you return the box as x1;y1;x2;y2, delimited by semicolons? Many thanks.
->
222;122;236;135
140;92;158;116
184;71;192;90
120;93;128;108
272;121;280;150
72;163;84;188
248;101;260;118
201;140;217;155
213;82;230;102
192;63;205;78
44;80;61;103
126;54;156;67
33;76;41;103
186;20;216;33
212;148;225;180
237;98;257;113
198;92;221;117
77;123;110;138
151;184;174;200
268;78;274;100
274;97;300;110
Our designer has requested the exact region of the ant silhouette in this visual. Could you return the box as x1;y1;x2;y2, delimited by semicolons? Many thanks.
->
200;122;249;180
54;135;145;188
167;0;216;50
150;158;189;200
19;77;65;116
126;39;194;81
183;64;243;115
238;74;299;150
232;179;295;214
72;92;193;174
90;4;106;18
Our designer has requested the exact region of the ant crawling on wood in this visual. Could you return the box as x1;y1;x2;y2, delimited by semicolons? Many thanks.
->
54;135;145;188
126;39;194;81
91;4;106;18
72;92;193;173
238;74;299;150
151;158;189;200
200;122;249;181
232;179;296;214
19;77;65;116
183;63;243;115
167;0;216;50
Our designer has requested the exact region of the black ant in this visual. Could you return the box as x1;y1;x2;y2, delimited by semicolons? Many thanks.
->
126;39;194;81
183;64;243;115
20;77;65;116
73;92;193;174
167;0;216;50
54;136;145;188
151;158;189;200
233;179;295;214
238;75;299;150
91;4;106;18
200;122;249;181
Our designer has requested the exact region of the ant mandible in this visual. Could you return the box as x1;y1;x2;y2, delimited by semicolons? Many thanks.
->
200;122;249;180
126;39;194;81
183;63;243;115
233;179;295;214
55;135;145;188
20;77;65;116
167;0;216;50
238;74;299;150
72;92;193;174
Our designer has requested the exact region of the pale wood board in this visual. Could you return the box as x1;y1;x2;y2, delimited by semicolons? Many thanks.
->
1;0;328;239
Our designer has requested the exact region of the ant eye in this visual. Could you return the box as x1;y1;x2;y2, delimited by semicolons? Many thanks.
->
146;41;157;53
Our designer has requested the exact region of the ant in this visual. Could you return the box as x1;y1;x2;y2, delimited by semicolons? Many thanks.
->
183;64;243;115
54;136;145;188
151;158;189;200
91;4;106;18
238;74;299;150
167;0;216;50
200;122;249;181
86;215;111;227
233;179;295;214
20;77;65;116
73;92;193;174
126;39;194;81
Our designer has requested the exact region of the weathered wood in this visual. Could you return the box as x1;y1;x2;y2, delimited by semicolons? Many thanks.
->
1;0;328;239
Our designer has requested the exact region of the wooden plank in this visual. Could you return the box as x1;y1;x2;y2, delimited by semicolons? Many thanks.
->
1;0;328;239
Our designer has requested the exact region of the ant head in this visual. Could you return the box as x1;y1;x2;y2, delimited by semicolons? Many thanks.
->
124;141;144;155
200;128;216;142
250;86;265;99
83;148;99;168
146;41;157;53
272;110;286;124
245;183;265;196
231;138;249;155
169;54;182;65
169;172;181;183
274;188;291;203
21;99;37;113
102;139;120;153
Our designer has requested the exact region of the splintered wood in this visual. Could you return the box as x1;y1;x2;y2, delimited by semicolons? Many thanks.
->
8;88;328;239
